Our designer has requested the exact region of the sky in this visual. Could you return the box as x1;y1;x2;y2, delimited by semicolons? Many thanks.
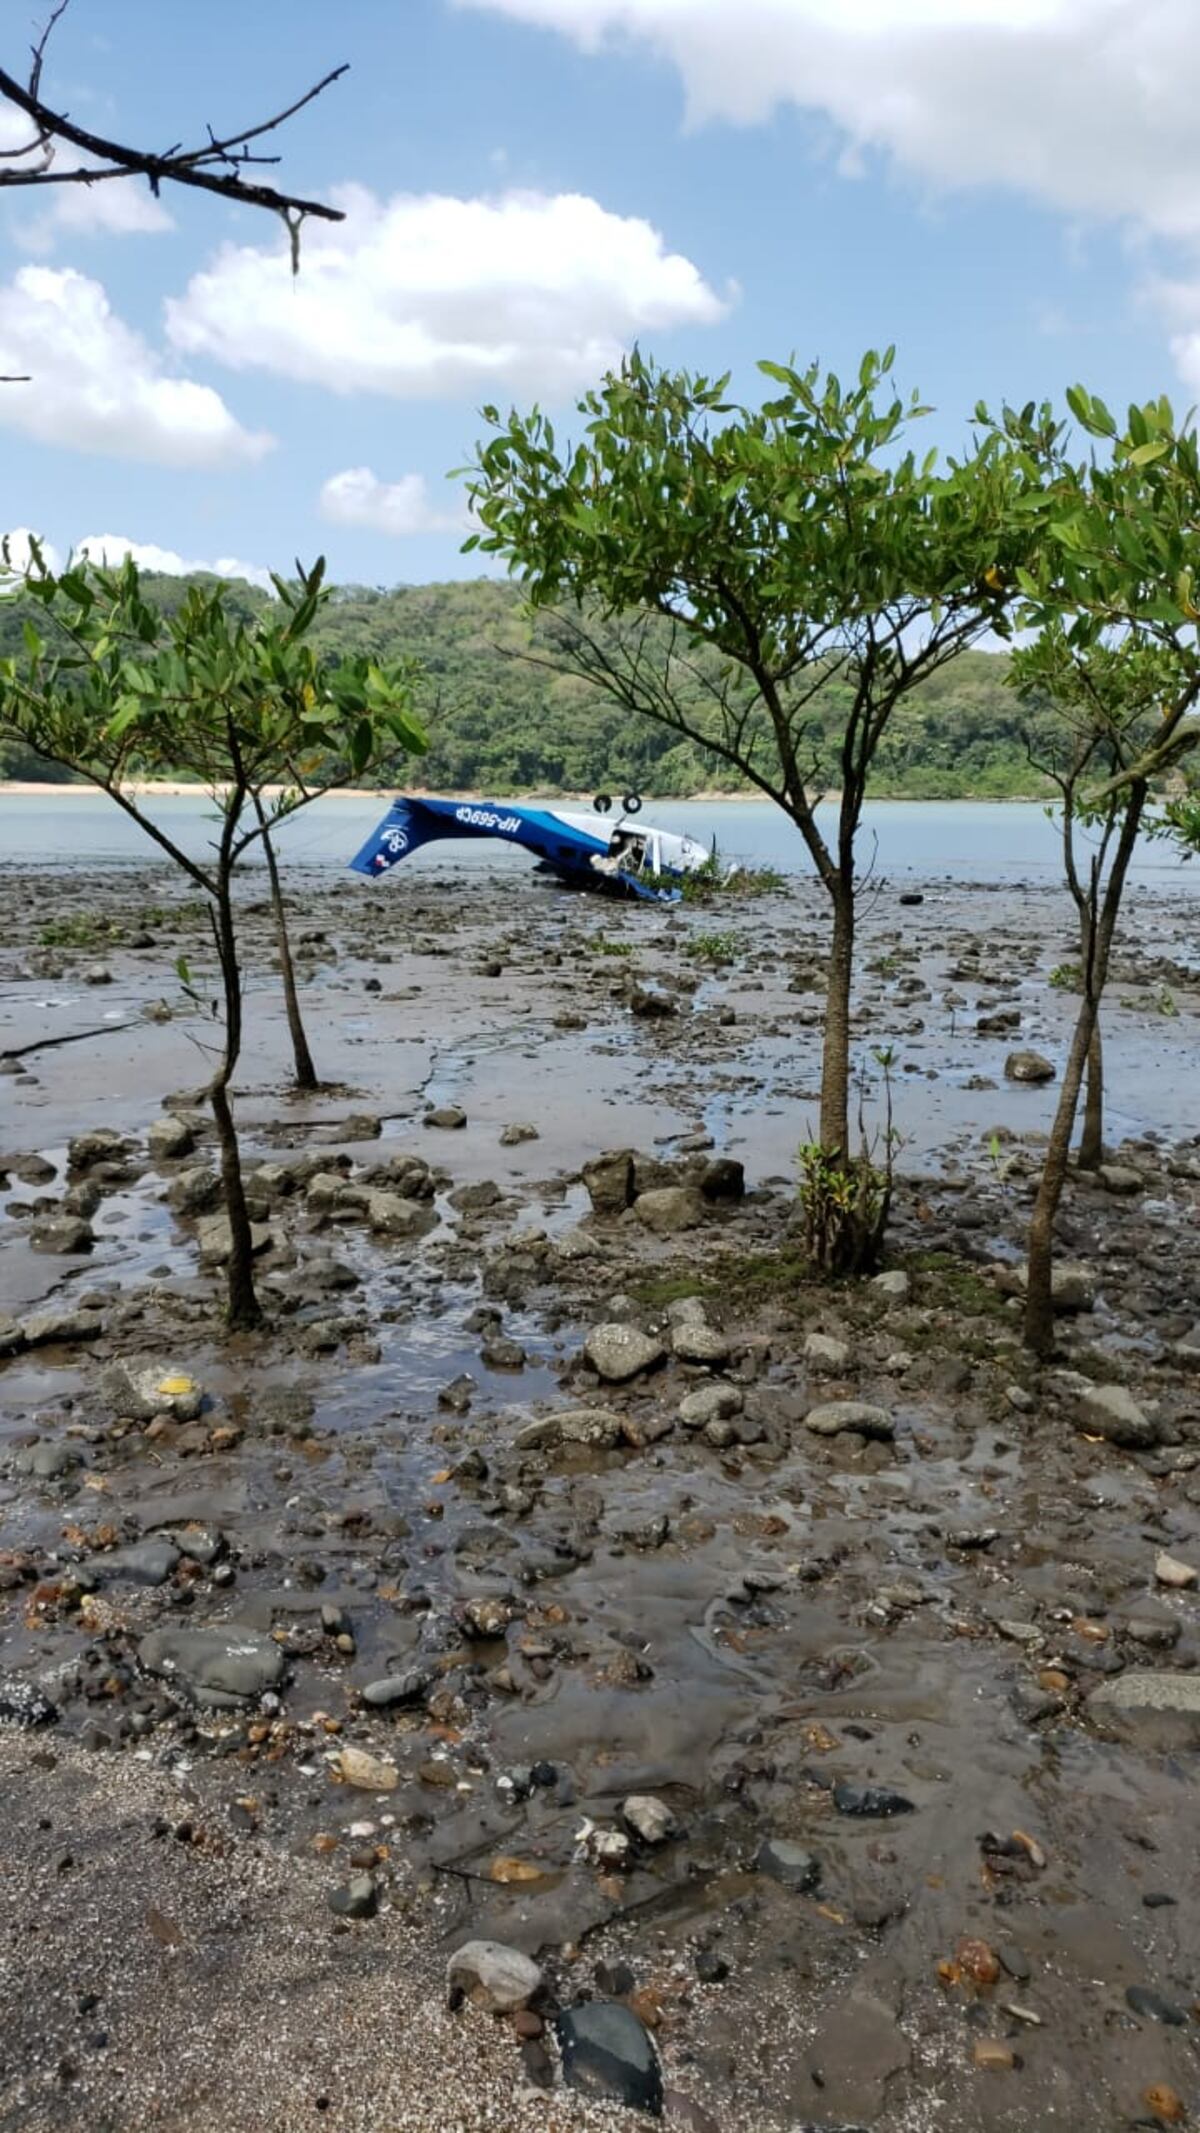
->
2;0;1199;590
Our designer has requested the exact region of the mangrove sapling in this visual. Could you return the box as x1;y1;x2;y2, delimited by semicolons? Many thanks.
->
467;348;1040;1268
0;550;424;1329
1011;622;1174;1172
996;386;1200;1355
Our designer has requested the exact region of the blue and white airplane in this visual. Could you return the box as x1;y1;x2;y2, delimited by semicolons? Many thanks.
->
349;794;713;903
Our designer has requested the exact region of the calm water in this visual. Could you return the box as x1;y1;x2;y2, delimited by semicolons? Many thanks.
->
0;789;1196;888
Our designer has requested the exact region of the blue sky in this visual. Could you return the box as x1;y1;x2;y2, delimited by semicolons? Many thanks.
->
1;0;1195;589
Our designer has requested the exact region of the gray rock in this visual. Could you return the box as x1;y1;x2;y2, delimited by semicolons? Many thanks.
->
671;1322;730;1366
148;1115;196;1162
1005;1050;1056;1083
328;1874;376;1920
0;1318;24;1357
500;1122;540;1147
361;1669;430;1709
1017;1260;1098;1312
635;1186;706;1236
83;963;113;986
100;1363;205;1423
137;1626;287;1708
424;1105;467;1130
804;1332;851;1373
871;1269;911;1302
87;1539;180;1587
665;1296;707;1328
584;1324;665;1383
168;1165;221;1215
805;1400;894;1441
29;1216;93;1255
67;1129;130;1169
622;1794;677;1844
364;1190;437;1241
20;1309;104;1348
1075;1382;1159;1449
1098;1163;1143;1195
516;1407;625;1450
678;1385;743;1429
448;1939;543;2013
757;1837;821;1891
15;1438;79;1479
698;1157;745;1203
557;2002;663;2116
196;1214;273;1265
582;1150;636;1215
1089;1671;1200;1748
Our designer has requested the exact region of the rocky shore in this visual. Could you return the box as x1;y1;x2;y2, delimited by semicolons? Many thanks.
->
2;854;1199;2132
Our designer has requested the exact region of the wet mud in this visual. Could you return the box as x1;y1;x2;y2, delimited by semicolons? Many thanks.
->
1;854;1200;2132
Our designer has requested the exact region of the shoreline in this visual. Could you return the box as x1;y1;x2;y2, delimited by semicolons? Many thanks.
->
0;779;1051;804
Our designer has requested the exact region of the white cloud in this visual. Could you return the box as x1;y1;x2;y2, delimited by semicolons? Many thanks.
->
75;533;274;593
319;467;467;537
457;1;1200;241
165;186;728;399
0;266;272;465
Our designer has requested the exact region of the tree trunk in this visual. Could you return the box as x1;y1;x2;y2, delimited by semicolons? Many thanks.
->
211;869;262;1332
1023;995;1097;1358
1024;787;1145;1356
1078;1016;1104;1170
818;879;854;1157
258;810;318;1091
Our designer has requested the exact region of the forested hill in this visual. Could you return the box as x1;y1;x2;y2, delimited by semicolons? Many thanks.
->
0;573;1048;798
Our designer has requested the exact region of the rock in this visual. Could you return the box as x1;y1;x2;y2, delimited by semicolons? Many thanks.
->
15;1439;79;1479
1005;1050;1056;1083
29;1216;93;1255
556;2002;663;2117
87;1539;180;1587
100;1364;205;1423
871;1269;911;1302
83;963;113;986
0;1319;24;1357
1075;1383;1159;1449
634;1187;706;1236
679;1385;743;1429
424;1106;467;1130
168;1165;221;1215
148;1116;196;1162
582;1150;636;1215
629;985;676;1019
1147;1556;1195;1601
364;1190;437;1241
1126;1985;1188;2027
622;1795;677;1844
757;1838;821;1891
21;1309;103;1348
584;1324;665;1383
1089;1671;1200;1748
0;1676;58;1728
500;1122;540;1147
1098;1163;1143;1195
516;1408;624;1450
699;1157;745;1203
804;1332;851;1373
671;1322;730;1366
448;1940;543;2014
361;1669;429;1709
138;1626;286;1708
450;1180;503;1214
328;1874;376;1920
1016;1261;1097;1312
196;1214;273;1265
337;1746;399;1791
805;1400;894;1441
832;1782;915;1818
67;1129;130;1169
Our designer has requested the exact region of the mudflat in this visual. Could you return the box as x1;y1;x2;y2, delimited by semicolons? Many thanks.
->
2;852;1199;2133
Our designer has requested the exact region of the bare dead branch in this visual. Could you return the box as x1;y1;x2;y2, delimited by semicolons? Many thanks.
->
0;1;347;240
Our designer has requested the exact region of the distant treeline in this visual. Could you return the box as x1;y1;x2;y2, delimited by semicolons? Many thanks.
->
0;572;1051;798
